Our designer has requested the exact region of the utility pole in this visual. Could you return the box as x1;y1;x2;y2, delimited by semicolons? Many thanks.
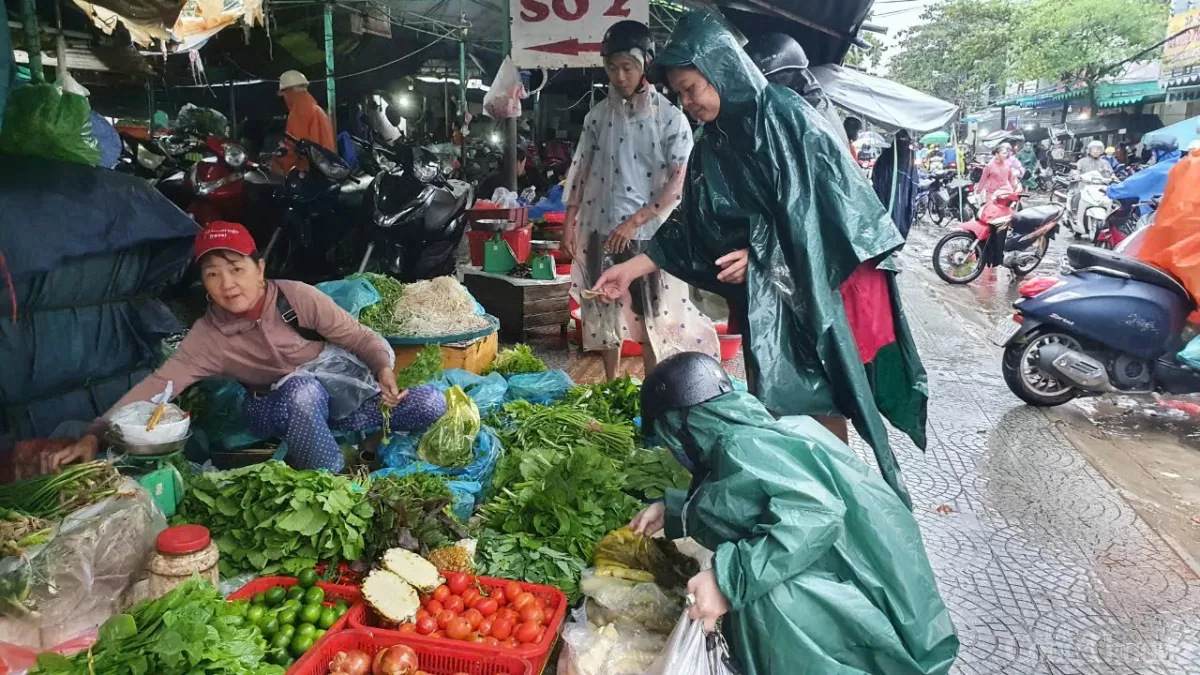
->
459;17;468;171
502;0;518;191
21;0;43;83
324;1;336;134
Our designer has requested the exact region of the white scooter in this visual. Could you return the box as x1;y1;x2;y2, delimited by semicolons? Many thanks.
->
1055;171;1114;243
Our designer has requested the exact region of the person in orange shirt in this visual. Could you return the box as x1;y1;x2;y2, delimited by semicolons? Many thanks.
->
272;70;336;176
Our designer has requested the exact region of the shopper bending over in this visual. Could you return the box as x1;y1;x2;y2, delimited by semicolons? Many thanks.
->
630;353;959;675
45;222;406;474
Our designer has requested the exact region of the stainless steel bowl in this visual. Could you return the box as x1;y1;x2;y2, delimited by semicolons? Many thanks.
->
531;240;561;251
472;219;509;232
106;432;192;457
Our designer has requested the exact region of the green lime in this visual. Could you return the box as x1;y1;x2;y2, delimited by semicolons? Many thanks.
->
297;568;319;588
313;629;326;641
264;586;287;606
317;607;337;630
246;605;266;625
261;618;280;637
268;648;290;666
225;615;245;628
286;586;306;602
277;608;298;626
302;586;325;605
288;634;314;658
228;600;249;617
271;632;291;650
295;623;317;639
278;624;295;640
251;593;267;605
298;604;322;625
283;598;302;611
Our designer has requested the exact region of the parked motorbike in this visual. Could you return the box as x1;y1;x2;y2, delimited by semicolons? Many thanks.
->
932;190;1065;284
1055;171;1114;243
356;142;474;281
993;245;1199;406
915;169;977;225
186;137;274;228
1096;195;1159;250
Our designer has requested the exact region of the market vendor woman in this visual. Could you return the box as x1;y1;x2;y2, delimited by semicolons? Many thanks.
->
45;223;403;474
592;12;927;505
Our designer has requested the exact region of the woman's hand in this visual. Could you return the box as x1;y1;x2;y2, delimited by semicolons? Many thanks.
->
687;569;731;632
629;501;666;536
561;224;578;260
40;434;99;476
716;249;750;284
604;219;640;254
591;262;636;303
376;367;406;408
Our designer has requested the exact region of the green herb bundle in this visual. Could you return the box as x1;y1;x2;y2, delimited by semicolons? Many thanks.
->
562;376;642;425
175;461;372;576
381;344;444;441
622;447;692;500
349;272;405;335
482;344;547;376
0;508;52;558
31;579;282;675
365;473;467;561
488;401;636;486
476;530;588;603
0;461;122;521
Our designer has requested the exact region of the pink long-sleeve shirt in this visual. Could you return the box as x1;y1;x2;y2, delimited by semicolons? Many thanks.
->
976;158;1017;199
89;280;393;435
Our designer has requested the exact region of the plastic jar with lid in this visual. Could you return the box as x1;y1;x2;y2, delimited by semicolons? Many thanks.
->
147;524;220;599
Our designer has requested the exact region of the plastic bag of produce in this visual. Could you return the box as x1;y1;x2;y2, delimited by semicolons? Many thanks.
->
505;369;574;404
0;83;100;166
417;386;480;467
644;605;740;675
560;605;669;675
378;425;501;486
578;571;682;635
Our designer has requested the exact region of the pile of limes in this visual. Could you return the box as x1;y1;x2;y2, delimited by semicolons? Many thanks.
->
227;568;349;668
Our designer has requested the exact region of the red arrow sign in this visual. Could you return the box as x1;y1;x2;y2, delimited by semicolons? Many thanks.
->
528;39;603;55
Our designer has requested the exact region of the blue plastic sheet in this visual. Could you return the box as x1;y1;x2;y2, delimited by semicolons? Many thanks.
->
371;466;480;521
377;426;503;511
505;370;574;404
431;370;509;415
315;278;382;319
1179;335;1200;370
529;184;566;220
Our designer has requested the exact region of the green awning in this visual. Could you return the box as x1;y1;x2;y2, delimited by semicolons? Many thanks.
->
1095;81;1166;108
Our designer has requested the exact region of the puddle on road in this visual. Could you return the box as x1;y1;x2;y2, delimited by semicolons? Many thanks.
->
1068;394;1200;452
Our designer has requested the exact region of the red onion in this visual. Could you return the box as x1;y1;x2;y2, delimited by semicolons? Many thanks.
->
329;649;372;675
372;645;420;675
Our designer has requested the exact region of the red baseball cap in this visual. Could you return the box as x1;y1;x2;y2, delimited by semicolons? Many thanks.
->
194;222;258;259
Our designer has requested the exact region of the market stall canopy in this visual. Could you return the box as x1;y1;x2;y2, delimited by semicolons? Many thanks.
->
1144;114;1200;149
812;64;958;134
71;0;262;48
711;0;875;67
919;131;950;145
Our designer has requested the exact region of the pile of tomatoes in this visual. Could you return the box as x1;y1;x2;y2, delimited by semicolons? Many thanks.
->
393;572;552;648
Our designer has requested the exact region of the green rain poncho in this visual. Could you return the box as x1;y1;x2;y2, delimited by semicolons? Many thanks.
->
647;12;927;506
658;391;959;674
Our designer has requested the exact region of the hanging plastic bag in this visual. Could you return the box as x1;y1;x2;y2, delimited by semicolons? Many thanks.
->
645;602;740;675
315;277;382;318
417;386;481;467
483;57;526;119
273;344;385;420
0;83;100;165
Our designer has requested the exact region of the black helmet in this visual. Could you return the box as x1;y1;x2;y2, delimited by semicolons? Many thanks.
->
744;33;809;79
1149;136;1179;153
601;20;654;60
641;352;734;436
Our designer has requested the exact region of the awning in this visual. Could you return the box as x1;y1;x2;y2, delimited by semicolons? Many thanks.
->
811;64;958;133
1095;81;1166;108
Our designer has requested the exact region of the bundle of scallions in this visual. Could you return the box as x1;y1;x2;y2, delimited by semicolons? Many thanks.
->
0;461;122;521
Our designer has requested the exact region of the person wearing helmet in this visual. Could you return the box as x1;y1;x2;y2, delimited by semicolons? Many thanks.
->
592;12;928;506
743;33;847;148
1104;145;1120;172
272;70;336;176
1108;136;1181;222
1076;139;1114;178
628;352;959;674
562;19;719;381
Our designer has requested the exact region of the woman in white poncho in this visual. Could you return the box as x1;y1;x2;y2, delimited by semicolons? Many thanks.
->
562;20;720;380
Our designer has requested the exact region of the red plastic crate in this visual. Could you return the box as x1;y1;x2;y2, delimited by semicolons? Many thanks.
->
290;629;532;675
467;226;533;266
347;575;567;674
229;576;361;635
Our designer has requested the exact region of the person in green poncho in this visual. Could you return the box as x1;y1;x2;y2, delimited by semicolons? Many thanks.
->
592;11;928;506
631;352;959;675
1016;141;1040;190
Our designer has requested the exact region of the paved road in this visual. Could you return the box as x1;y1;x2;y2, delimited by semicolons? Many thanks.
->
890;223;1200;674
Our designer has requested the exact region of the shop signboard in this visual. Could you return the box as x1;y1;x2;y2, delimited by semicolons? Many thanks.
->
510;0;649;69
1163;5;1200;76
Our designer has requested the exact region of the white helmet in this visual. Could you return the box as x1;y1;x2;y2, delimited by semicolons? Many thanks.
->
1087;140;1104;153
279;70;309;93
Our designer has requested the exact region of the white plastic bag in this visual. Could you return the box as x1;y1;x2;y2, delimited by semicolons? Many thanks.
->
645;605;740;675
273;344;386;420
483;57;525;119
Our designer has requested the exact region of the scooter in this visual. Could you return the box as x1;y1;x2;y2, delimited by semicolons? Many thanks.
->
355;142;474;281
932;190;1065;284
1058;171;1114;242
186;137;271;228
993;245;1200;407
1096;196;1159;250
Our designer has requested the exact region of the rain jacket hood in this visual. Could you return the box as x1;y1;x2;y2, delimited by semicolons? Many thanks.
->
648;11;928;506
657;391;959;675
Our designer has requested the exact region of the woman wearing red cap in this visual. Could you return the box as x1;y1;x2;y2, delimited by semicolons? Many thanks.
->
43;222;405;474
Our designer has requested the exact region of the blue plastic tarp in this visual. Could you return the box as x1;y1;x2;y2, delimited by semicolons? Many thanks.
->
1144;115;1200;150
377;426;502;515
314;278;381;319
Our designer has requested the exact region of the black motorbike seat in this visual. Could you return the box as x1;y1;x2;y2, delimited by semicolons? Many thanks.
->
1011;204;1064;231
1066;245;1191;300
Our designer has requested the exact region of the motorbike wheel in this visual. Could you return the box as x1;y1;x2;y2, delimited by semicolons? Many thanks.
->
932;231;985;284
1001;329;1081;407
914;196;930;224
928;204;946;227
1011;238;1049;277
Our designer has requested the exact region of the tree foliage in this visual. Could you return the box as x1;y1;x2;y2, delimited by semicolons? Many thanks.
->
888;0;1015;109
844;33;885;72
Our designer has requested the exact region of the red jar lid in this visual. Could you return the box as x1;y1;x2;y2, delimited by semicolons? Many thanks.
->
156;524;212;555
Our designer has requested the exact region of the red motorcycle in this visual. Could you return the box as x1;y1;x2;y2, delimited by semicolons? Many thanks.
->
185;137;271;226
932;190;1066;284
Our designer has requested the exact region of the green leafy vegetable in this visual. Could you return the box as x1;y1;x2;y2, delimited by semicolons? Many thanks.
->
0;461;122;520
488;401;637;489
30;579;283;675
562;376;642;426
382;344;445;441
482;344;547;376
622;448;692;500
417;386;479;468
476;530;588;603
349;272;405;336
365;473;468;561
175;461;372;576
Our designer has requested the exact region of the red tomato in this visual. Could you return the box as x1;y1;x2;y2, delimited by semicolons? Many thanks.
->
501;638;519;649
398;622;417;633
461;587;481;608
425;599;444;615
478;617;494;636
504;581;523;601
416;609;431;621
497;608;520;624
475;598;499;617
490;588;507;606
416;616;437;635
419;593;431;606
515;621;540;644
430;630;444;639
445;617;472;641
537;627;546;643
511;592;535;612
520;605;545;626
446;572;472;596
490;616;514;640
484;636;501;646
436;609;458;629
433;585;451;603
462;608;484;630
443;595;465;614
469;633;488;644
